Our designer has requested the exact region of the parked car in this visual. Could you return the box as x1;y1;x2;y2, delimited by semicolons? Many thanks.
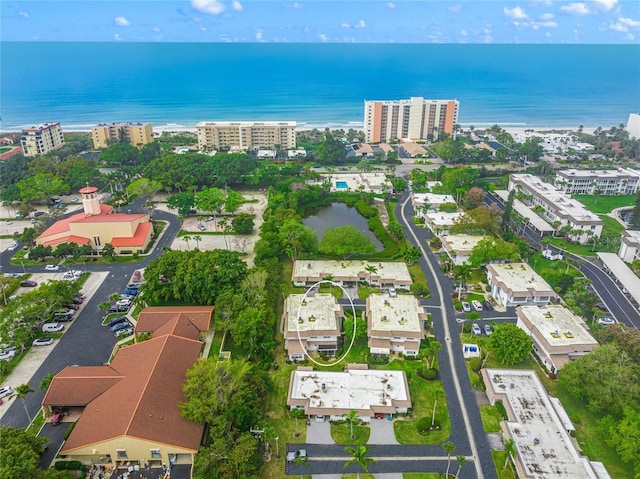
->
42;322;64;333
482;301;493;311
116;298;132;307
49;410;63;425
5;220;12;225
33;337;54;346
45;265;59;271
472;300;483;312
0;386;14;398
0;349;16;361
109;304;130;313
116;327;134;337
286;449;307;463
8;242;19;251
122;288;139;296
126;283;141;290
20;280;37;287
597;317;616;325
132;270;142;283
111;321;132;332
197;224;206;231
33;211;45;217
108;316;129;328
61;272;77;280
462;302;471;312
484;324;493;336
54;313;73;322
315;415;325;422
66;303;80;310
5;272;21;278
471;323;482;335
388;287;397;297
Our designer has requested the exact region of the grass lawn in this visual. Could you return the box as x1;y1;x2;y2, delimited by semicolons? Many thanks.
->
358;286;378;299
408;263;429;295
331;421;370;445
378;360;450;445
342;474;375;479
0;147;13;154
492;452;517;479
573;194;635;214
403;474;441;479
479;405;503;433
312;342;369;372
318;283;343;299
465;292;485;303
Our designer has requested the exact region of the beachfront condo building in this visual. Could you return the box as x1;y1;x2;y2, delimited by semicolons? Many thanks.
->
363;97;459;143
554;168;640;195
196;121;296;151
91;122;154;149
627;113;640;139
508;174;603;244
21;122;65;157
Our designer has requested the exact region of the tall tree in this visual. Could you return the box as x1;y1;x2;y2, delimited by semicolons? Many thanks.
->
344;444;375;479
443;441;456;478
629;190;640;230
501;189;516;232
489;324;532;366
9;383;34;422
279;220;318;260
167;192;196;215
344;409;360;440
196;187;227;230
455;456;467;479
503;438;516;469
0;426;48;479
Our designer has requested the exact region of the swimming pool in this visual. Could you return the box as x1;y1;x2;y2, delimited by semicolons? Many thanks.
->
335;181;348;189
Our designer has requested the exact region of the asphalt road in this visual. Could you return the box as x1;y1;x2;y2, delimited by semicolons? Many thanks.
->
0;199;182;430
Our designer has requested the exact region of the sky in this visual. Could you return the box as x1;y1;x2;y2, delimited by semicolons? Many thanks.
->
2;0;639;43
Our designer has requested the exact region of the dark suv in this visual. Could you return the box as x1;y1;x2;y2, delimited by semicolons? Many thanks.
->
108;316;128;328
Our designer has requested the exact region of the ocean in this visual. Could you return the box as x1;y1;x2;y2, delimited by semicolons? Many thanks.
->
1;42;639;131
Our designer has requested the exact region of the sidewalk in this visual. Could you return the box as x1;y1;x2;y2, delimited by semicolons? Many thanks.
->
0;271;108;423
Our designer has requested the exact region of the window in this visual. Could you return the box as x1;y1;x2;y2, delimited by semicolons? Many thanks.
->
150;449;161;459
116;450;127;459
94;236;101;246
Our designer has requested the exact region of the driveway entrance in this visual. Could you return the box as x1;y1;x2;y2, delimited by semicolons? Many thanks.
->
368;418;399;445
306;421;333;444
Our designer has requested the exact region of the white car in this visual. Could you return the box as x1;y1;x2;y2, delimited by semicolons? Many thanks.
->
61;271;81;280
116;298;132;307
0;349;16;361
45;265;60;271
0;386;14;398
471;323;482;335
33;337;54;346
8;242;19;251
472;300;483;312
462;302;471;312
597;317;616;325
389;287;397;297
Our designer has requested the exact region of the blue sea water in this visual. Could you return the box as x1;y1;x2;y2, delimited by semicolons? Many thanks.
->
1;42;639;131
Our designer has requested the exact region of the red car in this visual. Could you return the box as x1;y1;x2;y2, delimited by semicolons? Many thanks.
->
132;270;142;283
49;410;63;425
66;304;80;310
20;280;37;287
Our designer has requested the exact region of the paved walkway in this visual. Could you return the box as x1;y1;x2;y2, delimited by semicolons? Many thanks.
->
0;271;108;423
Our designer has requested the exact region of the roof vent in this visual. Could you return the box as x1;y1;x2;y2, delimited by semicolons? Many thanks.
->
298;317;304;324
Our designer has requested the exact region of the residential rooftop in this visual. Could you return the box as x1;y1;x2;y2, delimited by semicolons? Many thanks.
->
412;193;456;209
487;263;556;297
285;293;341;333
424;211;464;226
367;294;425;334
494;190;555;233
517;305;597;348
441;234;488;255
483;369;609;479
292;260;412;284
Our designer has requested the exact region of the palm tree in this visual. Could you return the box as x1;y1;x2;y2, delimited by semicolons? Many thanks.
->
292;454;308;479
193;234;202;250
344;409;359;440
453;263;472;301
182;234;192;251
344;443;375;479
364;264;377;286
503;438;516;469
39;373;55;392
291;408;306;438
455;456;467;478
443;441;456;478
108;293;121;307
98;301;111;314
9;383;34;422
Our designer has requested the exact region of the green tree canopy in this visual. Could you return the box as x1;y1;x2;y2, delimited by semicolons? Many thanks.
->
279;220;318;260
469;237;521;267
16;173;68;203
318;225;376;258
167;192;196;215
100;142;140;166
0;426;49;479
196;187;226;214
232;213;255;235
489;323;532;366
317;132;348;165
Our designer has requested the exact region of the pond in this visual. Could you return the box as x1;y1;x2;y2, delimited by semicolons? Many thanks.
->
303;202;384;251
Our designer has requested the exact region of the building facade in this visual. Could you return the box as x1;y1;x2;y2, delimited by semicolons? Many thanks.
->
486;263;557;308
619;229;640;263
508;174;603;244
364;97;459;143
627;113;640;139
292;260;413;290
554;168;640;195
196;121;296;151
516;305;598;374
91;122;154;149
21;123;65;157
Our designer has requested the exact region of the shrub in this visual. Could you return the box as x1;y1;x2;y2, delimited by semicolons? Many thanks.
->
420;367;439;380
453;299;462;311
468;357;482;372
63;422;76;440
410;282;429;297
354;200;377;219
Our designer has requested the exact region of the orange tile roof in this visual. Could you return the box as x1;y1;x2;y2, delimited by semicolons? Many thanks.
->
136;306;213;336
42;235;90;247
80;212;146;223
111;222;153;247
79;186;98;194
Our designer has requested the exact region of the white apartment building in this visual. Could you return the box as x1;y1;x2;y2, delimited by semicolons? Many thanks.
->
516;305;598;374
619;229;640;263
364;97;459;143
486;263;558;308
196;121;296;151
440;234;489;266
627;113;640;139
91;122;154;149
482;369;610;479
554;168;640;195
411;193;456;213
423;211;465;237
283;293;343;361
508;174;603;244
366;293;427;357
292;260;413;290
21;122;65;157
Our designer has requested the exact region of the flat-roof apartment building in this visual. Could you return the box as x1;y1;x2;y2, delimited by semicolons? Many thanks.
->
21;122;65;157
364;97;459;143
508;174;603;244
292;260;412;290
554;168;640;195
283;293;343;361
482;369;610;479
366;294;426;357
486;263;558;308
91;122;154;149
440;234;488;266
196;121;296;151
516;305;598;374
619;229;640;263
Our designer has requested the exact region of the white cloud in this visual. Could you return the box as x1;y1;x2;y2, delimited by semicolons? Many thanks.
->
317;33;328;42
255;29;264;41
540;13;554;20
200;26;207;31
18;10;28;18
232;1;243;11
285;2;303;8
538;21;558;27
593;0;617;10
341;22;350;28
619;17;640;28
504;6;528;19
560;3;590;15
354;20;366;28
114;16;131;26
449;4;462;13
460;29;468;36
152;27;160;32
610;22;627;32
303;26;310;33
387;2;396;8
191;0;225;15
545;32;552;37
626;33;635;40
114;33;123;41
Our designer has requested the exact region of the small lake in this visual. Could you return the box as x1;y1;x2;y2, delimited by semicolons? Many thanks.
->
303;202;384;251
